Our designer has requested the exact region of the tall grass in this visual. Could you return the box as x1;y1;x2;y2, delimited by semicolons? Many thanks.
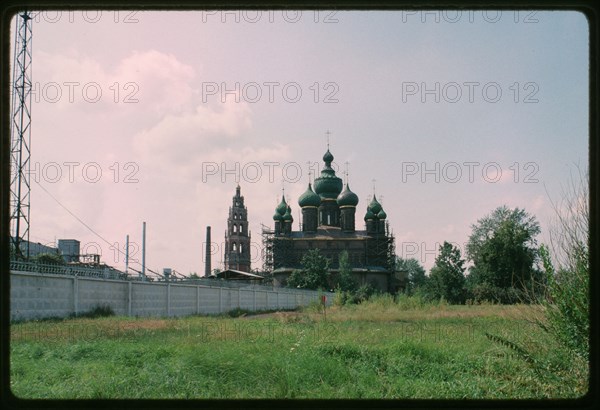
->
10;303;586;398
540;167;589;360
483;167;590;390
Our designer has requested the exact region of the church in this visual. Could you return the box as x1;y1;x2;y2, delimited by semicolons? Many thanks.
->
263;146;402;293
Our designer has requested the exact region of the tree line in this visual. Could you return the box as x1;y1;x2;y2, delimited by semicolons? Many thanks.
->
400;205;545;304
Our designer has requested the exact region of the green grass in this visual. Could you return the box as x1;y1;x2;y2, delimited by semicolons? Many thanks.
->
10;301;587;399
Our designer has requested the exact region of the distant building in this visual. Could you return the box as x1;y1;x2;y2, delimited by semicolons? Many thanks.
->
217;269;264;284
264;146;402;293
224;185;251;272
57;239;80;263
11;238;58;258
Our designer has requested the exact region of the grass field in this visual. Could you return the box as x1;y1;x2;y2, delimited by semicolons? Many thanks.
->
9;298;588;399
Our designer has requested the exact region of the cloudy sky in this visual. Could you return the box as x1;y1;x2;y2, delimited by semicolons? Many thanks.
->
12;9;588;275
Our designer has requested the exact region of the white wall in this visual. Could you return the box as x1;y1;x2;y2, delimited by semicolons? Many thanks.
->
10;271;333;321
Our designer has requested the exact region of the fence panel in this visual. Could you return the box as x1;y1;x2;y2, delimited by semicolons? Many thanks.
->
10;271;333;321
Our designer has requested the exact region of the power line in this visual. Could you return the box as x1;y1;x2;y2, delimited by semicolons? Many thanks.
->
33;180;164;277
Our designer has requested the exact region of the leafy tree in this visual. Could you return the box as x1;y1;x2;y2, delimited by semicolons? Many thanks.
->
396;256;426;294
334;250;357;292
188;272;200;279
466;206;542;300
287;249;330;290
427;242;466;304
32;252;65;265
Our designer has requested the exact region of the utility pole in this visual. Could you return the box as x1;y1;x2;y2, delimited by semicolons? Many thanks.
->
9;11;34;260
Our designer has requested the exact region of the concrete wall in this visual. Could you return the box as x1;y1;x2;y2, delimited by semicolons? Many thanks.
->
10;271;333;321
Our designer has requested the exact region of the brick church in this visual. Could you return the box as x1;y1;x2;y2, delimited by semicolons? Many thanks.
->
264;145;402;292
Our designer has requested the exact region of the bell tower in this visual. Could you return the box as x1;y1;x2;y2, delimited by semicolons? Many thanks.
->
224;185;251;272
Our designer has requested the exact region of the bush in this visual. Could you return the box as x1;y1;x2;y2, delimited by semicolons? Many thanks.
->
469;282;525;305
73;304;115;319
349;284;377;304
538;167;589;360
539;245;588;360
333;289;349;306
367;293;396;308
397;293;428;310
32;252;65;265
225;308;251;318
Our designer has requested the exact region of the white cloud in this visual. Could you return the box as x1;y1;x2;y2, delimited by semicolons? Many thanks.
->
132;100;253;167
34;49;195;115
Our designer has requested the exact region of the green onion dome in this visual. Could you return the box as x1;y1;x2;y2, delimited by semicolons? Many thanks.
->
367;195;382;214
314;149;343;199
275;195;287;215
282;205;293;222
337;184;359;207
364;208;375;221
298;183;321;208
377;209;387;219
273;212;283;221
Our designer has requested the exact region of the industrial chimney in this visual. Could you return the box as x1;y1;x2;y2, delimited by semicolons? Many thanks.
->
205;226;211;277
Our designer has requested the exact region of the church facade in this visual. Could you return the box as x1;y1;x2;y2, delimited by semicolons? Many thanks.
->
265;147;401;293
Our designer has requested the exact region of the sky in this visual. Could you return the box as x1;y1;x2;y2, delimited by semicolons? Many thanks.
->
10;9;588;276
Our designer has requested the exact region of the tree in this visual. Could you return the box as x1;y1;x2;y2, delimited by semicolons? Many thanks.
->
334;250;357;292
396;257;426;294
287;249;330;290
32;252;65;265
427;242;466;304
466;206;542;301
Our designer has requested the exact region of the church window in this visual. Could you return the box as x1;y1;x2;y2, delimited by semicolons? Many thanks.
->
232;243;237;251
239;243;243;253
239;224;243;233
233;224;237;233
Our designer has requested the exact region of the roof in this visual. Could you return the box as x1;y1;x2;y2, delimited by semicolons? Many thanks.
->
273;266;391;274
283;226;372;240
217;270;265;280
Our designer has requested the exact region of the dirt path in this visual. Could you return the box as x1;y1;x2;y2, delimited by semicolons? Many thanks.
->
239;311;303;320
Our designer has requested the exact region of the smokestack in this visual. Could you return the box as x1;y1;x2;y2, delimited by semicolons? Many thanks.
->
205;226;211;277
142;221;146;279
125;234;129;274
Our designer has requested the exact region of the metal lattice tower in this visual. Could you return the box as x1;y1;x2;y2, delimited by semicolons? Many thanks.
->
10;11;33;260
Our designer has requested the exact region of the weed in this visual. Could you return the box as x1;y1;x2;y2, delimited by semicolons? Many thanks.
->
71;305;115;319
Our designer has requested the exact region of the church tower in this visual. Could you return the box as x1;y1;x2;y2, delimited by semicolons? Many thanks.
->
224;185;251;272
364;194;387;235
314;148;343;226
299;182;320;232
337;183;359;232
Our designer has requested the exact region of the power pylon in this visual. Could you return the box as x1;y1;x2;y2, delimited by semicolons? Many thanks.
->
10;11;33;260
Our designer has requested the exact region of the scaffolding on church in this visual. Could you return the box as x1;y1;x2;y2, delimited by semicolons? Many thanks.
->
261;225;298;273
364;221;396;271
261;224;274;273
